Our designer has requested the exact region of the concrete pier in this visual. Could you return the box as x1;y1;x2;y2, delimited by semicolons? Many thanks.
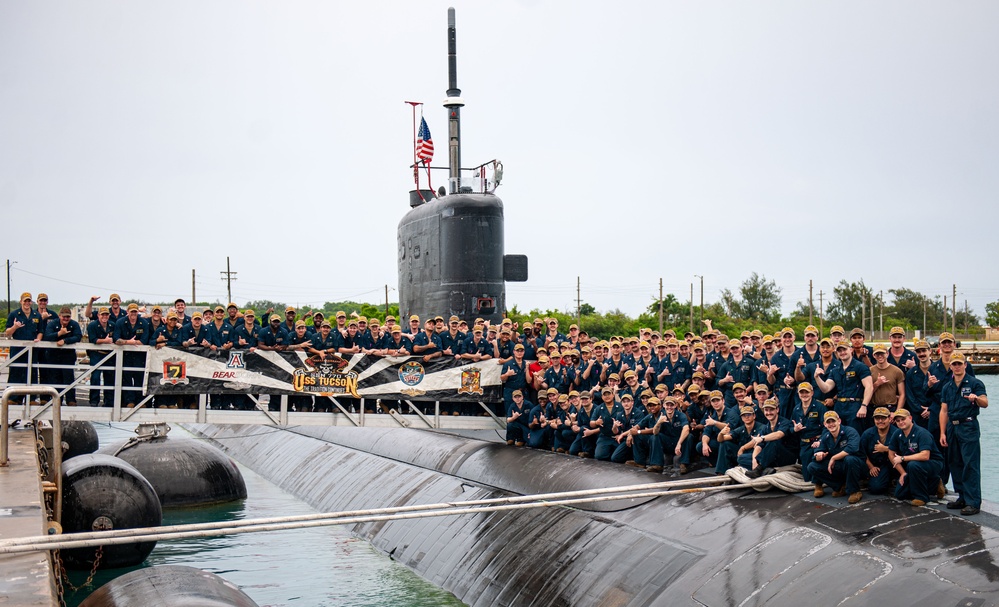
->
0;426;57;606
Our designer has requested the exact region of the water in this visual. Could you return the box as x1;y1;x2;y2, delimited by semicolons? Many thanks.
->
975;375;998;503
65;423;465;607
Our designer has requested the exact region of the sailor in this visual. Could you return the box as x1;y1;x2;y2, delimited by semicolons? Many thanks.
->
573;346;601;394
34;294;56;338
813;342;873;435
306;311;324;338
859;407;901;496
383;326;413;356
886;327;917;370
143;307;164;344
904;339;935;429
113;303;150;407
791;325;820;369
645;342;668;389
86;306;116;406
661;338;691;392
743;398;796;477
153;310;184;348
766;328;800;420
286;320;314;412
610;393;644;463
849;328;874;366
257;314;289;352
412;319;442;358
501;343;529;410
602;339;630;383
592;386;625;461
537;346;571;395
797;337;838;407
888;408;945;506
281;306;298;335
626;395;658;470
459;325;491;361
173;298;193;326
809;411;865;504
700;391;737;468
493;327;515;362
717;340;755;406
829;325;846;347
42;307;83;406
515;325;535;360
542;317;566;348
528;389;558;450
552;392;578;453
225;303;241;328
569;391;599;458
753;334;777;393
4;293;42;402
652;396;692;474
207;306;234;350
309;320;340;357
791;383;824;482
939;351;988;515
505;390;531;446
869;344;905;415
403;314;421;336
181;312;213;349
231;310;262;352
716;406;761;474
85;293;125;324
333;311;348;336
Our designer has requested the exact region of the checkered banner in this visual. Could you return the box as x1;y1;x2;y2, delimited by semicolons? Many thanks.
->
146;347;502;402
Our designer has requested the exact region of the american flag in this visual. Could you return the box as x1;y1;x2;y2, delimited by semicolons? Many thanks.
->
417;117;434;163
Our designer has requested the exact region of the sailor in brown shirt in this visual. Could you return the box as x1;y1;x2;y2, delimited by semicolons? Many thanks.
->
869;343;906;414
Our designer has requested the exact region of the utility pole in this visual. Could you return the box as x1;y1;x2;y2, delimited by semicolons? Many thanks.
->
220;257;237;304
952;284;957;336
923;299;927;337
862;292;865;334
192;269;196;304
690;283;694;334
809;279;813;326
658;278;664;335
943;295;947;329
385;285;390;313
576;276;581;327
870;293;875;337
879;290;883;337
818;290;824;336
964;299;969;336
699;275;704;328
5;259;12;319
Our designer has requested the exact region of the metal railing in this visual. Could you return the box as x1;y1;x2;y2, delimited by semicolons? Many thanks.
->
0;341;504;430
1;386;62;523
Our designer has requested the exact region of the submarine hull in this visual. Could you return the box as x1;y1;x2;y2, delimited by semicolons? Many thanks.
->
79;565;259;607
186;424;999;607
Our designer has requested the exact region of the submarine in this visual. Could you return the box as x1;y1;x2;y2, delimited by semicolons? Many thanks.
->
186;423;999;607
397;8;527;324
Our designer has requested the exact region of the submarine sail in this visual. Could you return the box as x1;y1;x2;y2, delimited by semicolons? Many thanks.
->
398;8;527;324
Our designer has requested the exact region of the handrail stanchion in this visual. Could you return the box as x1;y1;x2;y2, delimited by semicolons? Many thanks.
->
1;386;61;523
112;347;124;420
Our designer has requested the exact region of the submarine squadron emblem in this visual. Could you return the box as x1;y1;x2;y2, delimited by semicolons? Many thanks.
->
458;366;483;396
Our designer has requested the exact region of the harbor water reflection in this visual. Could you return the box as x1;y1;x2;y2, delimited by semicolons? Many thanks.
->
65;423;464;607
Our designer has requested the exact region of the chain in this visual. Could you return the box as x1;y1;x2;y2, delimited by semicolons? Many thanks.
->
54;546;103;600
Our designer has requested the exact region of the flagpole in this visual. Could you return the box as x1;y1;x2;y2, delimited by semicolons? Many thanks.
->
405;101;422;193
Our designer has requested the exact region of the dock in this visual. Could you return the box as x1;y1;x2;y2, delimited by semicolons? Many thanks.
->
0;425;57;606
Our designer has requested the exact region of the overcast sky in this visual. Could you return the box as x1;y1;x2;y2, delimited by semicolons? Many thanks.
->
2;1;997;320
